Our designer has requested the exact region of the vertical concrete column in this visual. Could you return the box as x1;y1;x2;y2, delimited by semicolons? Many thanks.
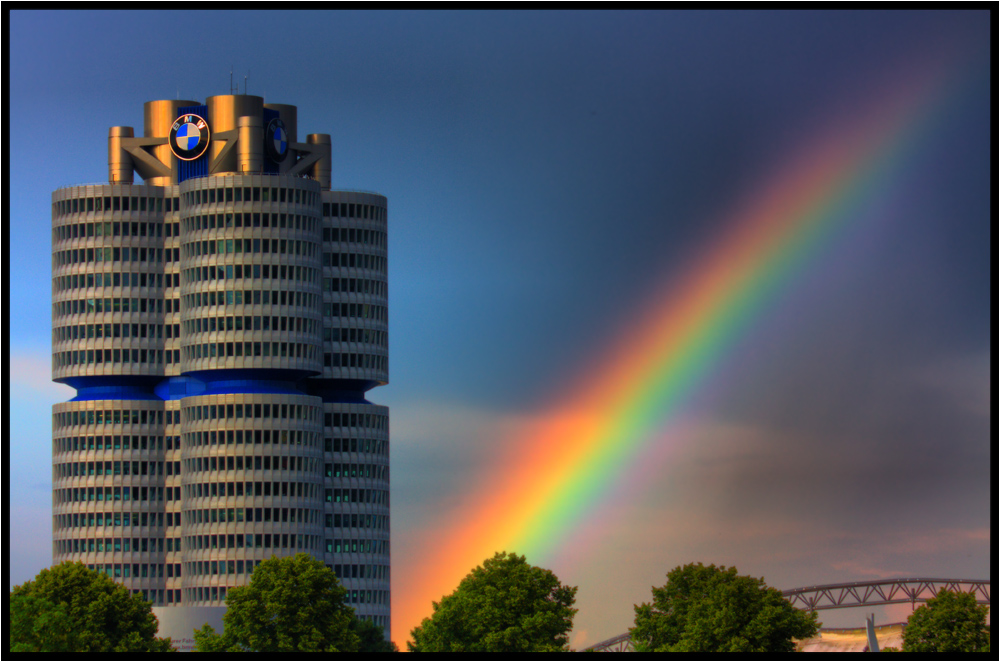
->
109;127;135;184
307;134;331;190
238;116;263;174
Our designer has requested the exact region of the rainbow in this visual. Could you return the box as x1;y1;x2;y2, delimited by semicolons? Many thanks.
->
393;55;966;645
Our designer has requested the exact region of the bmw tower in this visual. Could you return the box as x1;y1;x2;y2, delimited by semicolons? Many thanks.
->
51;95;390;647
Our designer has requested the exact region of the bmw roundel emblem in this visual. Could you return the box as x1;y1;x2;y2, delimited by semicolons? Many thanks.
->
265;118;289;163
169;114;211;161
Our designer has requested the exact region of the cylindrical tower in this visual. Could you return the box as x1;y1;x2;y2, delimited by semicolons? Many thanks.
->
178;392;325;606
306;189;390;630
51;183;173;604
177;174;323;376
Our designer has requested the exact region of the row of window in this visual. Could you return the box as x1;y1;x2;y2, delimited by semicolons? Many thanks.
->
54;348;174;369
54;195;178;217
184;314;318;336
323;251;386;271
183;184;319;208
55;409;164;429
54;296;163;317
60;481;389;506
182;289;321;311
54;220;173;244
325;352;388;371
55;322;166;342
183;340;320;363
331;564;390;582
54;412;385;435
55;536;170;554
186;454;318;474
323;302;388;321
55;214;385;247
325;437;389;455
325;327;387;346
183;262;320;285
321;226;387;248
55;485;176;503
57;511;175;530
326;488;389;505
54;270;164;292
324;412;388;431
55;460;180;478
322;202;386;222
54;246;165;267
326;538;389;555
329;513;389;531
187;506;319;526
183;236;318;260
325;464;389;480
183;211;319;234
323;276;387;296
185;480;320;500
187;559;255;577
186;532;320;553
54;435;173;454
186;401;317;423
54;247;386;276
184;429;319;448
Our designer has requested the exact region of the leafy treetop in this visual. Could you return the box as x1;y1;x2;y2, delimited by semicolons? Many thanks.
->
194;553;363;652
631;562;819;652
9;561;174;652
900;588;990;653
408;551;578;652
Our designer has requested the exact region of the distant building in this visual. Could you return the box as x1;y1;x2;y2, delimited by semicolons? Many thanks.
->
51;95;390;645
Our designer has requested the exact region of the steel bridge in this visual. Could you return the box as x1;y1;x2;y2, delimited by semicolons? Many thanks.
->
585;578;990;652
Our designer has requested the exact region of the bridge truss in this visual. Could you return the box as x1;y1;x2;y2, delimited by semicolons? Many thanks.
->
781;578;989;611
585;578;990;652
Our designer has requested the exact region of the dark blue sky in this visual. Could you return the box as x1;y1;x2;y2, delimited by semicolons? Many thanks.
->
9;10;991;645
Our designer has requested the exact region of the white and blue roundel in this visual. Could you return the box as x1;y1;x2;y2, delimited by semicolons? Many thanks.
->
169;114;211;161
175;122;202;151
273;126;287;155
265;118;289;163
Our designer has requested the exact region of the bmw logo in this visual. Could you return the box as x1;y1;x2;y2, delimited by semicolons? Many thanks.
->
265;118;289;163
169;114;211;161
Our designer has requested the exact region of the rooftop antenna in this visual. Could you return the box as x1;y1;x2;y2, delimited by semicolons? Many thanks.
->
230;66;235;94
244;70;249;96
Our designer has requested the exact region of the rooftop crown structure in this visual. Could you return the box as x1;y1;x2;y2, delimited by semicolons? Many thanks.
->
51;95;390;646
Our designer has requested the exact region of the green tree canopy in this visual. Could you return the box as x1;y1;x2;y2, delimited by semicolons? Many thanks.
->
194;553;367;652
631;562;819;652
408;551;578;652
901;588;990;653
350;613;399;653
9;561;174;652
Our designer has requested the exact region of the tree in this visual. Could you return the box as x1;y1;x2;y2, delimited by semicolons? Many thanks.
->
194;553;361;652
9;561;174;652
351;614;399;653
901;588;990;653
631;562;819;652
408;551;578;652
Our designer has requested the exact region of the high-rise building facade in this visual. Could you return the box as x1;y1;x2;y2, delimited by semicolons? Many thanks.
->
51;96;390;645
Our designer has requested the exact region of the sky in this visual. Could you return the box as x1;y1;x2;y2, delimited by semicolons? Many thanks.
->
7;9;992;648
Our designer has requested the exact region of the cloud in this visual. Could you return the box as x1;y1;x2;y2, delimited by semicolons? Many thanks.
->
8;352;73;400
911;351;991;418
